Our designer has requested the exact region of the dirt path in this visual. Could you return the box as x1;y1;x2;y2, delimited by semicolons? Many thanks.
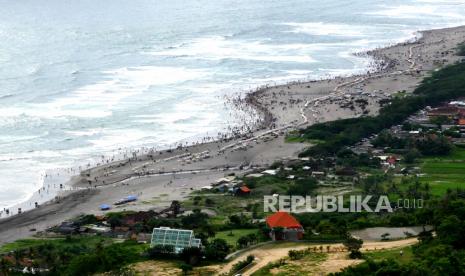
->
216;238;418;275
318;238;418;275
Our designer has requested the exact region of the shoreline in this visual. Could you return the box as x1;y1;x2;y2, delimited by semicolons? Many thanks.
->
0;24;464;245
0;27;422;215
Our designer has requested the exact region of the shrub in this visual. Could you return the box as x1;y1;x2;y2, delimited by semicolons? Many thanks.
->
180;247;203;265
147;245;175;259
231;255;255;274
205;239;230;261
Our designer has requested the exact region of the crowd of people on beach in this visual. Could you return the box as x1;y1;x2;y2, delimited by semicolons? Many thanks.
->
3;28;452;222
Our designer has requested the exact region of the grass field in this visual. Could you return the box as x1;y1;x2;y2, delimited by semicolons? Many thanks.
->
419;147;465;195
364;246;413;265
212;229;260;247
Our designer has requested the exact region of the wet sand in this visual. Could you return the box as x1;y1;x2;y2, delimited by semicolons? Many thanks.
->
0;25;464;245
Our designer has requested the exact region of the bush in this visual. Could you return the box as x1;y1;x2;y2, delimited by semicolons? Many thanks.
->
231;255;255;274
180;247;203;265
288;249;305;260
204;239;230;261
343;234;363;259
147;245;175;259
179;263;193;275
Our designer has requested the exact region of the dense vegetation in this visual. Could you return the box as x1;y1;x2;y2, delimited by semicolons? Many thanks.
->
372;130;453;158
0;237;145;276
333;190;465;275
298;61;465;157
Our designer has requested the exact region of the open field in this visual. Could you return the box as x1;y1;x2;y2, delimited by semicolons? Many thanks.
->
364;245;413;265
419;147;465;195
252;252;327;276
214;238;419;275
213;229;260;247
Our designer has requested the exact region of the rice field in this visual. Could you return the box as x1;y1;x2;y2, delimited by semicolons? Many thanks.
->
419;148;465;195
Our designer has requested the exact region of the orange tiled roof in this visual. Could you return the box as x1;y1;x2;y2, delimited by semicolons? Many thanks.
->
240;186;251;193
266;211;302;229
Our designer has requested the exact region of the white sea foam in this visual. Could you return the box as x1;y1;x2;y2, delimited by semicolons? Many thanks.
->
281;22;367;37
0;66;209;119
367;5;464;20
415;0;465;3
87;129;155;149
65;129;104;137
150;36;318;63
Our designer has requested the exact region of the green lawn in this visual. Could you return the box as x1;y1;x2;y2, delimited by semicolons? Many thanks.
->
364;246;414;265
212;229;260;247
419;148;465;195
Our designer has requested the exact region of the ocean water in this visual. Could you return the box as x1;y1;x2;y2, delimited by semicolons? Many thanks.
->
1;0;465;209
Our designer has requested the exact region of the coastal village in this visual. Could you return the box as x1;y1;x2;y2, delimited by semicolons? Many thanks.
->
0;18;465;276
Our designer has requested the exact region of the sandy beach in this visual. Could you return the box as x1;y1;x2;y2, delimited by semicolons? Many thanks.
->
0;25;464;246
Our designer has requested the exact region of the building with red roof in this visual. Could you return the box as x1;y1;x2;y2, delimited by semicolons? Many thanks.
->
240;186;251;193
266;211;304;241
458;118;465;126
235;185;251;196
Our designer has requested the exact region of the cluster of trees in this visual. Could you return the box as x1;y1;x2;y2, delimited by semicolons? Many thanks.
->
287;177;318;196
343;234;363;259
63;241;140;276
336;149;381;168
372;130;453;159
0;238;143;276
146;238;231;266
236;233;259;249
298;61;465;157
335;190;465;275
228;214;255;229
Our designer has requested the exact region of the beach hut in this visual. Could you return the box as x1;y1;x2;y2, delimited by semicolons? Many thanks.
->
266;211;304;241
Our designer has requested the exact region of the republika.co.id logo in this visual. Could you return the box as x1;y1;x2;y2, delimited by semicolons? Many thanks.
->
264;195;423;213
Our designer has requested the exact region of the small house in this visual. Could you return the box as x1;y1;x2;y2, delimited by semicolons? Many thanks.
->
311;171;325;179
263;169;277;175
266;211;304;241
235;185;251;196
